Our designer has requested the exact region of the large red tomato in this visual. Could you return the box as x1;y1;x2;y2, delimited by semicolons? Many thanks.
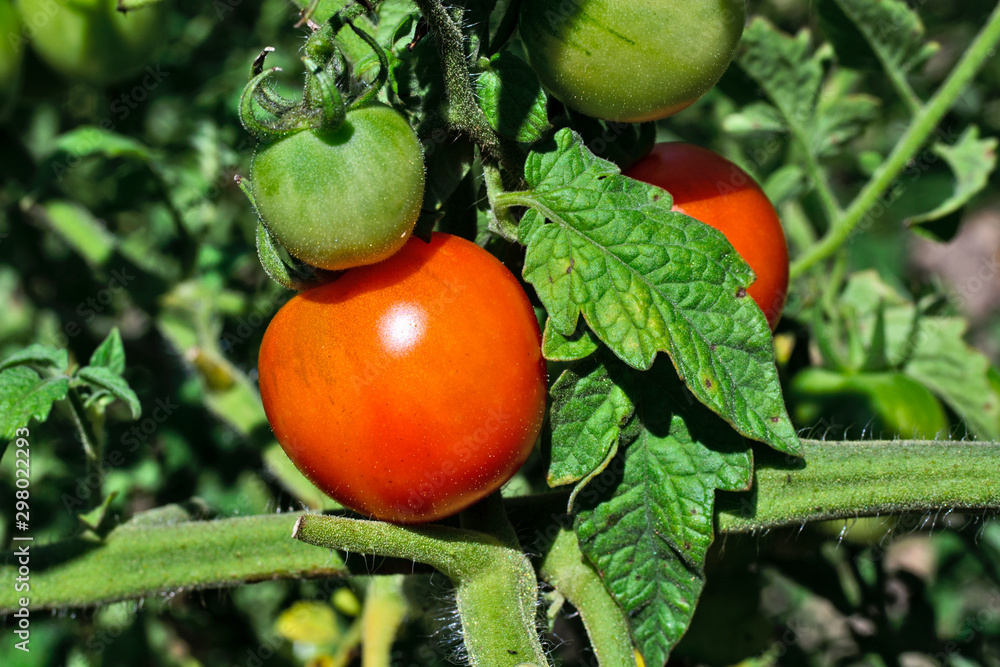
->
258;233;547;523
625;143;789;329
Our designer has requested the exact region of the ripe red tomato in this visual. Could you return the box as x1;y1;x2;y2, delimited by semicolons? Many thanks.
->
258;233;548;523
625;143;789;329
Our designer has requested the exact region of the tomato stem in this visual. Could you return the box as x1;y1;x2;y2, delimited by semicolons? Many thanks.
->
412;0;525;175
790;1;1000;279
292;515;550;667
539;528;637;667
717;438;1000;532
7;435;1000;616
483;163;520;242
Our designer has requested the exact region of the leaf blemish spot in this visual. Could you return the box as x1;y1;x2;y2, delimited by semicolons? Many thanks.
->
736;287;748;299
704;377;713;389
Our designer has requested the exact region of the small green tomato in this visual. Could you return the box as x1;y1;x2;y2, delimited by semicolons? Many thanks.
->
250;104;425;272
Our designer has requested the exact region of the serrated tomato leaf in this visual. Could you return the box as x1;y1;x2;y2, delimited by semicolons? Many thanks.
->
549;356;634;489
908;126;998;234
821;0;938;75
0;344;69;373
0;367;70;439
518;129;800;456
574;357;753;666
542;319;599;362
738;18;875;162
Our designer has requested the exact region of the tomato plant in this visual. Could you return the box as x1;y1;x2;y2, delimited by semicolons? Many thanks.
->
519;0;746;122
250;104;425;271
15;0;166;85
789;369;949;440
625;142;789;329
4;1;1000;666
257;233;547;523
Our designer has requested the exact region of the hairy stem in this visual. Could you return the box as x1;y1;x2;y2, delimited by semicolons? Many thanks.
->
790;1;1000;278
412;0;524;174
0;510;346;613
717;438;1000;533
294;514;549;667
5;439;1000;614
540;528;636;667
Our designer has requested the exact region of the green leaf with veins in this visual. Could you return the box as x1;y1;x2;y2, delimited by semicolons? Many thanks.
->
0;367;70;439
0;344;68;373
737;18;877;162
517;129;800;456
77;366;141;420
89;328;127;375
737;21;825;141
475;52;549;143
908;126;999;232
821;0;938;74
549;355;634;490
572;356;753;667
812;93;880;157
542;320;599;362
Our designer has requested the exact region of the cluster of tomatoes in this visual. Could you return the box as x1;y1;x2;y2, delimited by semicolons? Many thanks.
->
256;0;791;523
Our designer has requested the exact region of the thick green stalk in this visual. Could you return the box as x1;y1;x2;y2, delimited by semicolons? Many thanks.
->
293;514;549;667
790;1;1000;278
539;529;636;667
718;439;1000;533
5;439;1000;614
0;511;344;614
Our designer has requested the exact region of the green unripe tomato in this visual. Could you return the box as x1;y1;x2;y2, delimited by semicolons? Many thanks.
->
519;0;746;122
789;369;949;440
15;0;167;85
250;104;425;272
0;0;22;111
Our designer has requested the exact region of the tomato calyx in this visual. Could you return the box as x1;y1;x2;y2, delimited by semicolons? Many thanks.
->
237;9;424;290
238;14;389;142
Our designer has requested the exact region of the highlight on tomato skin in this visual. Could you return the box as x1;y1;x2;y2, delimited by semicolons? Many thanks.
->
257;233;548;524
624;142;790;330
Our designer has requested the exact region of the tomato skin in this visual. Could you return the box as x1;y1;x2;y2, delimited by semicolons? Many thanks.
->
0;0;22;110
519;0;746;122
15;0;166;85
251;105;425;272
258;233;547;523
624;143;789;329
789;369;949;440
